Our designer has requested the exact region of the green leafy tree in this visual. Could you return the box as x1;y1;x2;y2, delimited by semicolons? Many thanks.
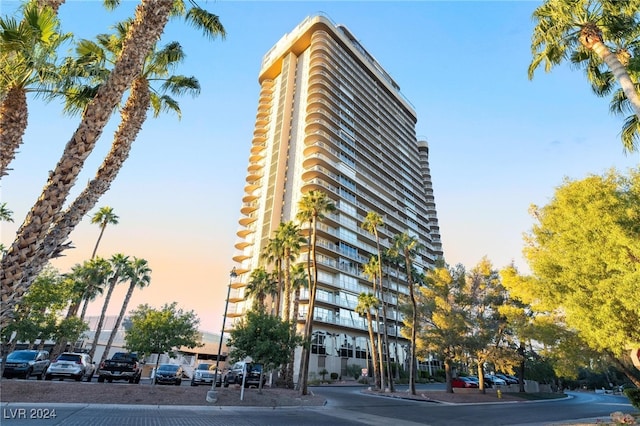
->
124;302;201;383
418;263;469;394
465;257;514;394
295;189;336;395
227;309;302;392
520;168;640;387
528;0;640;140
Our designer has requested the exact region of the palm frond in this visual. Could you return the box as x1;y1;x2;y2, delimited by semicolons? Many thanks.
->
184;7;226;41
620;113;640;153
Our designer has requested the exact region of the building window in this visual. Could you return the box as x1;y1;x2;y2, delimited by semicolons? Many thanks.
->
311;331;326;355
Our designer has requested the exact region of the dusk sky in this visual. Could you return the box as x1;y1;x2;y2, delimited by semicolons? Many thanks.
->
2;0;638;334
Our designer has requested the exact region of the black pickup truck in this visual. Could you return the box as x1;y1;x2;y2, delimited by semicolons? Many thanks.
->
97;352;142;384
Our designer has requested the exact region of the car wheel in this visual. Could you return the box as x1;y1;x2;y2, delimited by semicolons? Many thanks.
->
129;377;135;384
175;379;181;386
23;369;32;380
134;375;141;384
97;376;105;383
190;380;197;386
223;379;229;388
45;374;52;381
74;374;82;382
86;374;92;382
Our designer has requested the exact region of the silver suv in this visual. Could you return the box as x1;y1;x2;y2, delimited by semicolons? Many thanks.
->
45;352;95;382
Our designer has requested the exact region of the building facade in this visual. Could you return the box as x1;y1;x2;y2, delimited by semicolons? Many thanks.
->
229;15;443;380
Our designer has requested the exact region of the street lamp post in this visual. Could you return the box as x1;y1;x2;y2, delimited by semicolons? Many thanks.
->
206;267;237;403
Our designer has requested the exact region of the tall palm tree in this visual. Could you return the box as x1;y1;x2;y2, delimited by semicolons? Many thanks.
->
362;257;382;390
389;232;422;395
276;221;305;323
245;266;276;311
88;254;130;359
295;189;336;395
0;1;71;178
290;263;308;326
100;257;151;366
0;0;175;329
528;0;640;122
362;211;393;391
261;235;284;316
78;256;111;320
90;206;119;259
355;292;380;389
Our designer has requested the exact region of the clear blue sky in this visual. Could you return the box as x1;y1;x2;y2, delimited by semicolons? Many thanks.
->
1;0;638;334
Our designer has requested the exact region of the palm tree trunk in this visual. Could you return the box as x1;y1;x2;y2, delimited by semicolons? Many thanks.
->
100;282;136;366
91;226;107;259
88;280;118;359
588;40;640;120
0;0;172;329
0;87;28;178
297;220;316;395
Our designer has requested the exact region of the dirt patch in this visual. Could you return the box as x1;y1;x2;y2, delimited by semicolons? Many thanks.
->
0;380;326;407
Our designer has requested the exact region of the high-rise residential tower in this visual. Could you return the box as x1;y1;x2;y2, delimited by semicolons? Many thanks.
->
229;14;443;379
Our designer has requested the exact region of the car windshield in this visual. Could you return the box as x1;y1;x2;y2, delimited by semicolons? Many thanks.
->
158;365;178;372
57;354;80;362
7;351;36;361
197;364;215;371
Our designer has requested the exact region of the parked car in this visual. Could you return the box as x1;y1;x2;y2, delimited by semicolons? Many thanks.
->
452;376;479;388
154;364;183;385
485;374;507;386
2;350;50;380
495;373;519;385
97;352;142;384
467;376;491;388
45;352;95;382
190;363;222;387
223;362;265;388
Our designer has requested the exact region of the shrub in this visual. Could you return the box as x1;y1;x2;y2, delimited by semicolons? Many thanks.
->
345;364;362;380
624;388;640;410
330;372;339;380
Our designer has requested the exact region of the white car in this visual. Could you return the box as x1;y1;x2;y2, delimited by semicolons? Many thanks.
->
45;352;95;382
485;374;507;386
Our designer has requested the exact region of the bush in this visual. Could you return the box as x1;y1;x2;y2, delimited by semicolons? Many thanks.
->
345;364;362;380
624;388;640;410
330;372;339;380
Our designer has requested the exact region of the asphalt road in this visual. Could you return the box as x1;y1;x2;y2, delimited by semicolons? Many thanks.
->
1;383;638;425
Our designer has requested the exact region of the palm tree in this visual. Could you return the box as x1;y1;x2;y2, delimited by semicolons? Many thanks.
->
90;206;119;258
276;221;306;323
245;266;276;311
261;235;284;316
355;292;380;389
295;189;336;395
389;232;422;395
0;0;175;329
362;257;382;390
88;254;130;359
100;257;151;366
290;263;308;326
0;203;13;222
362;211;393;391
0;1;71;178
78;257;111;320
528;0;640;123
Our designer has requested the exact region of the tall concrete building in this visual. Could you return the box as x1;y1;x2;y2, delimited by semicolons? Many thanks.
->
229;15;443;379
